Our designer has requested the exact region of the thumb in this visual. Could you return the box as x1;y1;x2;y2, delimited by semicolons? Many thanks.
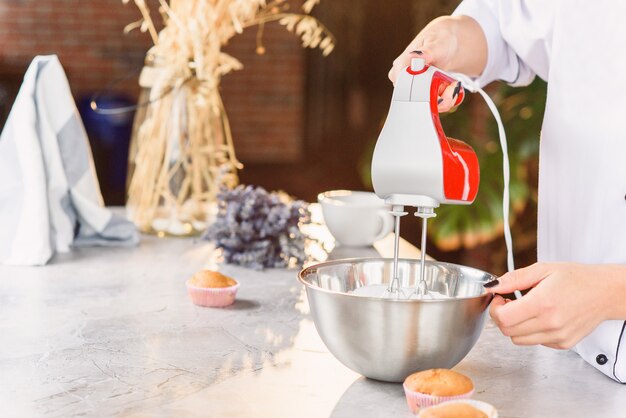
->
489;294;506;317
389;41;454;83
487;263;553;294
389;50;433;83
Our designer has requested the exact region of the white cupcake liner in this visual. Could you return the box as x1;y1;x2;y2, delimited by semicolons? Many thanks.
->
403;383;474;413
415;399;498;417
186;279;239;307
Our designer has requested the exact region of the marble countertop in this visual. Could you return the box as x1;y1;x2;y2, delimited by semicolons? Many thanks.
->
2;231;625;417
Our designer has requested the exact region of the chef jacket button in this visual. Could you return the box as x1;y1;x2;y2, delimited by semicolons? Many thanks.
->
596;354;608;365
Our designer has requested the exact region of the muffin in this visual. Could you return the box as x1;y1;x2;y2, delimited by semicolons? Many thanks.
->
420;402;486;418
417;400;497;418
189;270;237;288
186;270;239;307
403;369;474;412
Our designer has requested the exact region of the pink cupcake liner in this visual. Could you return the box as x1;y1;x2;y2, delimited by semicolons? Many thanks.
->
403;383;474;413
186;279;239;307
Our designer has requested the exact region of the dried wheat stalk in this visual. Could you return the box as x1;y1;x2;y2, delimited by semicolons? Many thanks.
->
122;0;334;233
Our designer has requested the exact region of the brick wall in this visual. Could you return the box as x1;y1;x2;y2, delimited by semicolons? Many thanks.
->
0;0;305;163
222;27;305;163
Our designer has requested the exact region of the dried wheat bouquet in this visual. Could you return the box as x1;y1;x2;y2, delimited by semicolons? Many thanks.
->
122;0;334;234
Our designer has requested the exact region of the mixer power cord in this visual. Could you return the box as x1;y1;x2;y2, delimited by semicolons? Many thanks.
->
446;73;521;299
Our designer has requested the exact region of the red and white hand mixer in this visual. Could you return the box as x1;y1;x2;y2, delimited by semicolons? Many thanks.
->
372;58;518;298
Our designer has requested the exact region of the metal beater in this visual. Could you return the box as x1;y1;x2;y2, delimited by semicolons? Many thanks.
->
386;205;407;296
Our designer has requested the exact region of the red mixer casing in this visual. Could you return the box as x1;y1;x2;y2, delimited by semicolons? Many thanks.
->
372;58;479;208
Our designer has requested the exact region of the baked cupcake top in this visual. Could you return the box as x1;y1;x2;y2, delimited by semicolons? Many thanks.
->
404;369;473;396
421;402;487;418
189;270;237;288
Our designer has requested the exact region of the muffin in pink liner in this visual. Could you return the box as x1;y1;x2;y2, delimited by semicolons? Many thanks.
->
186;270;239;308
403;369;474;413
416;399;498;418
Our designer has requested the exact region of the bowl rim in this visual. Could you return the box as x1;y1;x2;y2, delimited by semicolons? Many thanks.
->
297;257;496;303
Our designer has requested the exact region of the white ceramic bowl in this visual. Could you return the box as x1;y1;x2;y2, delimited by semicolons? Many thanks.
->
318;190;393;247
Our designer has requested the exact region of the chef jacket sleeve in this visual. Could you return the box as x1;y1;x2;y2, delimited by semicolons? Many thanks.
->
452;0;554;88
573;320;626;383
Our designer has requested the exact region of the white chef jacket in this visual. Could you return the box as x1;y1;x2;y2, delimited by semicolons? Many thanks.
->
453;0;626;382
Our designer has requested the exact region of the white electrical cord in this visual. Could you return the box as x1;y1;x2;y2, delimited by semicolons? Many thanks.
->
449;73;521;299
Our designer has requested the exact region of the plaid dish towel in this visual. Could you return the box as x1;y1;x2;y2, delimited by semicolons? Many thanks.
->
0;55;139;266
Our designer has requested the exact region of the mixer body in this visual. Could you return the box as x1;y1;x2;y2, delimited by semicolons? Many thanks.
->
372;59;479;209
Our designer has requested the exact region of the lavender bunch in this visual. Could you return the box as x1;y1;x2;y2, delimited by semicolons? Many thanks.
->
204;185;311;270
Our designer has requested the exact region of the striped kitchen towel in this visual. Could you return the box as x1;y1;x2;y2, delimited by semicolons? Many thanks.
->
0;55;139;266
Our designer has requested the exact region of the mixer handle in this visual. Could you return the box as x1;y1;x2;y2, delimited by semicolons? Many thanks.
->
404;58;465;110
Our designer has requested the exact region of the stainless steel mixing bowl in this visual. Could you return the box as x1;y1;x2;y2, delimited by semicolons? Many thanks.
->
298;258;495;382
